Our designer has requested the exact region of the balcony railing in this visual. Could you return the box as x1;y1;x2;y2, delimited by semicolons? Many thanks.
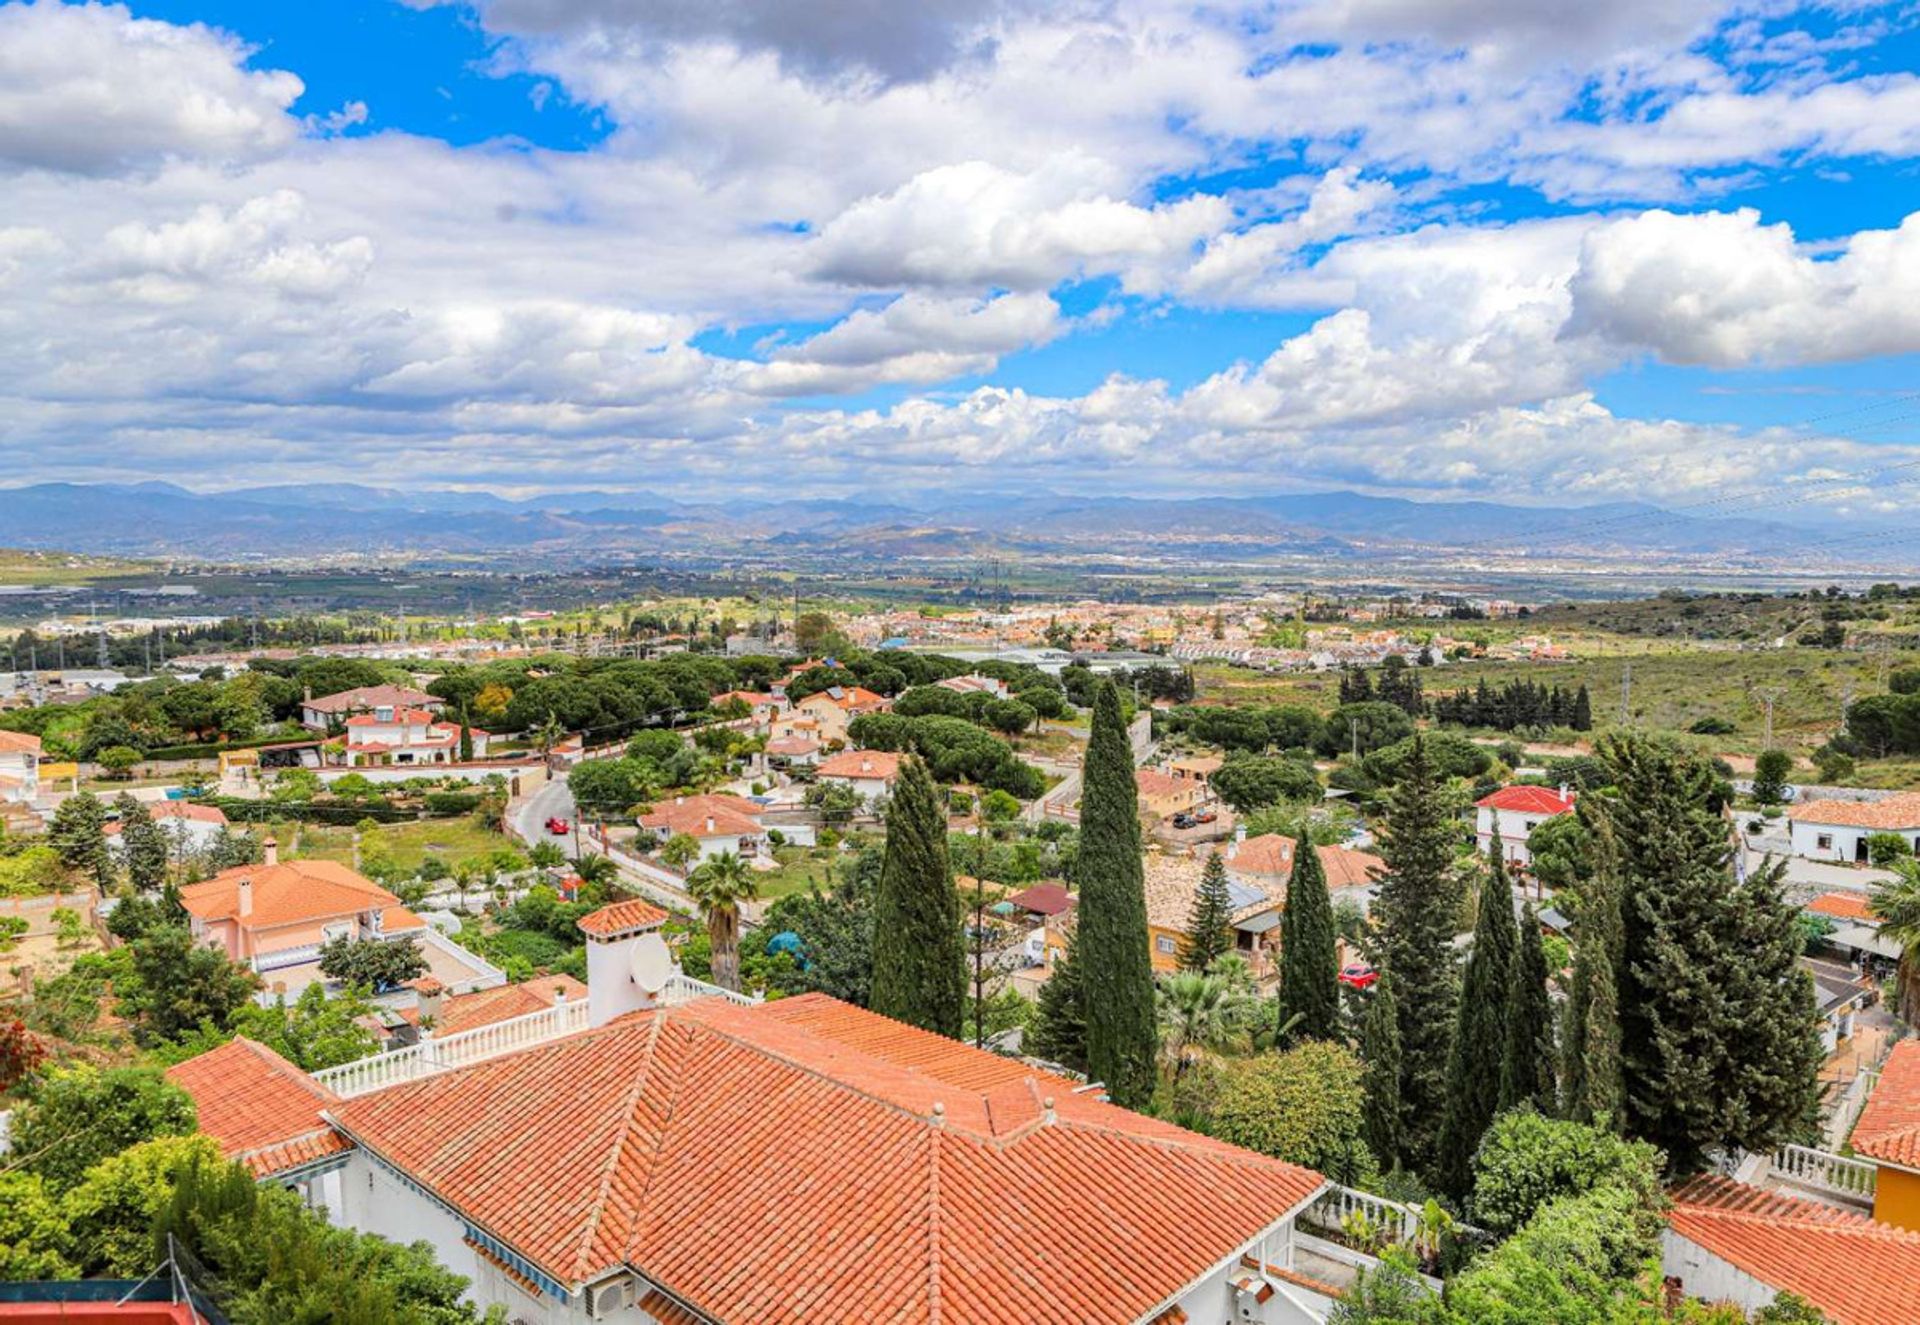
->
660;974;758;1006
315;998;591;1098
1771;1143;1877;1202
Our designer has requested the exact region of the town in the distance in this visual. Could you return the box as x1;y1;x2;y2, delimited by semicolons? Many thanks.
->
4;559;1920;1324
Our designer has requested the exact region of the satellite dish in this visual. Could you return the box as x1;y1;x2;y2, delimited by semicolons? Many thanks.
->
628;932;672;994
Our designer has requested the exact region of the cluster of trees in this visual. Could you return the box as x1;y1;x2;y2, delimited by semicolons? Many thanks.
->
891;683;1063;732
1340;656;1425;717
1159;702;1323;753
846;713;1047;799
566;729;719;814
1843;683;1920;757
46;791;263;896
1430;678;1594;732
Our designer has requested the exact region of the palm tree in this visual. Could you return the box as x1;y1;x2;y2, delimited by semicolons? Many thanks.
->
689;851;760;992
1155;970;1252;1076
1872;863;1920;1020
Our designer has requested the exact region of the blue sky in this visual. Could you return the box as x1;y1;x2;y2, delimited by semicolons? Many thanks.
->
3;0;1920;520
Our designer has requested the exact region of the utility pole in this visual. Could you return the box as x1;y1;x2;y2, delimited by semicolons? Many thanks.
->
1753;686;1784;750
1618;663;1632;726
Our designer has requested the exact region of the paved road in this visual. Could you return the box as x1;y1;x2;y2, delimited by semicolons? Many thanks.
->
512;778;582;859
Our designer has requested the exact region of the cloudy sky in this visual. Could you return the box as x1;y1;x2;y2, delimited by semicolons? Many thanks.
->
3;0;1920;519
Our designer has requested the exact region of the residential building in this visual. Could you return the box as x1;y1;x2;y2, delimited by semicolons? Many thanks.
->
1662;1174;1920;1324
638;793;770;862
1789;792;1920;863
1474;784;1577;866
164;1037;352;1192
0;728;41;804
934;674;1009;698
301;684;443;731
106;800;228;855
1167;752;1224;788
1005;881;1076;922
402;974;588;1036
1223;831;1385;911
763;733;821;767
789;685;891;744
179;845;430;982
1144;852;1285;977
709;690;787;727
1804;891;1901;966
339;706;490;767
814;749;902;800
1849;1039;1920;1231
1805;961;1869;1055
1136;767;1207;821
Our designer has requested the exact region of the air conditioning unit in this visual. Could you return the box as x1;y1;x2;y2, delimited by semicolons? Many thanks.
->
584;1275;636;1318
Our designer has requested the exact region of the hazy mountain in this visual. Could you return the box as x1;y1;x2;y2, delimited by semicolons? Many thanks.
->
0;481;1887;567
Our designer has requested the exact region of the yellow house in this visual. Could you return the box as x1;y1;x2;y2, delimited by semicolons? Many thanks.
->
1135;768;1206;822
1855;1039;1920;1231
1141;852;1285;981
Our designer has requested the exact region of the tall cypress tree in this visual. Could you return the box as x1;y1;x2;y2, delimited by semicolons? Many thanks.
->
1361;969;1404;1173
1179;853;1235;973
1571;684;1594;732
1436;832;1518;1196
1606;734;1824;1171
1076;680;1157;1108
1371;735;1462;1176
1029;928;1088;1074
1566;816;1624;1126
1500;903;1558;1114
1275;837;1340;1045
870;755;967;1037
115;792;169;894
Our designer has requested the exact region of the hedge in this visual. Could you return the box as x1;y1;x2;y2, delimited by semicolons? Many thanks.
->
199;797;414;826
142;735;308;761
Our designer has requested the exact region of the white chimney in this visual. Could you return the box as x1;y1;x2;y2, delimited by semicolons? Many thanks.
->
553;984;568;1007
860;758;873;773
705;815;716;835
237;877;253;918
262;836;278;867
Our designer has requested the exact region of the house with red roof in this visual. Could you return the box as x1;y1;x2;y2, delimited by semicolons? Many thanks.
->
162;898;1362;1324
1849;1038;1920;1232
301;684;443;731
106;799;228;855
1474;784;1576;867
638;793;772;862
0;727;43;804
1789;791;1920;863
814;749;902;800
338;706;489;767
789;684;891;743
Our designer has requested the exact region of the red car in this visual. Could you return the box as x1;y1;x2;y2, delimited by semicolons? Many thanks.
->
1338;962;1379;990
545;817;571;836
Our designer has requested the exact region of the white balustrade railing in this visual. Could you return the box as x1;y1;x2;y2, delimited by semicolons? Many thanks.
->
1771;1143;1877;1200
662;974;758;1006
315;997;591;1098
1302;1184;1422;1244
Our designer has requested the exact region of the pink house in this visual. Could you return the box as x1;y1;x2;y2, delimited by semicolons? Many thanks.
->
179;842;426;977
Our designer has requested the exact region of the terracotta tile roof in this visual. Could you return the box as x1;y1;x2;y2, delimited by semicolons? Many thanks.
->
105;801;229;834
165;1037;352;1178
764;736;820;756
0;730;44;755
410;976;589;1035
637;1289;706;1325
1789;791;1920;829
1853;1040;1920;1170
179;859;400;931
1135;768;1189;798
1006;882;1075;916
328;994;1327;1320
576;898;668;939
345;707;443;726
800;685;890;712
1807;891;1877;922
639;795;765;839
306;684;438;714
815;750;902;781
1225;836;1382;890
1320;844;1385;890
1668;1174;1920;1325
1477;785;1577;816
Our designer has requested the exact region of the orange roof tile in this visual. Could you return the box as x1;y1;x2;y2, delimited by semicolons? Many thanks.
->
815;749;903;781
1807;891;1876;922
179;859;400;931
0;729;44;755
576;898;668;939
636;1289;704;1325
328;994;1327;1320
1134;768;1189;798
409;976;588;1035
1789;791;1920;829
305;684;438;714
1854;1040;1920;1170
639;795;764;839
1226;835;1381;890
1668;1174;1920;1325
105;801;229;834
1477;785;1577;816
165;1037;352;1178
344;707;443;726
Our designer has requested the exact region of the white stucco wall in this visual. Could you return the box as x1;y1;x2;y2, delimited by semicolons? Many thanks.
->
1661;1230;1780;1318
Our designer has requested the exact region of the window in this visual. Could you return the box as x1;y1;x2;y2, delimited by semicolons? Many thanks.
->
1156;936;1177;955
1817;834;1833;851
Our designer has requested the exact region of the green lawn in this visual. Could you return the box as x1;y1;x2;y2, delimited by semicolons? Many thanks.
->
750;841;863;903
274;817;514;872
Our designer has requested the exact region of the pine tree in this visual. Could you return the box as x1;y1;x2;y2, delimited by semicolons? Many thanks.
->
1499;904;1557;1114
1606;734;1824;1171
1179;852;1234;973
115;793;169;894
1436;831;1519;1196
1076;680;1157;1108
1361;969;1404;1172
50;791;112;889
1371;735;1462;1176
1028;928;1087;1074
1275;836;1340;1044
870;755;967;1037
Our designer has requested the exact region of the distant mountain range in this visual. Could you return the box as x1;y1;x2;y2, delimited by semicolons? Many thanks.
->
0;481;1889;569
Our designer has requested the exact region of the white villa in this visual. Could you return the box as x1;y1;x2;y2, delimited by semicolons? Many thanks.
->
340;705;490;767
0;729;42;804
1474;784;1577;867
1789;792;1920;864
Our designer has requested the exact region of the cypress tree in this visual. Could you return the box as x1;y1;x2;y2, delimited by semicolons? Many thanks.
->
1076;680;1157;1108
1499;904;1557;1114
1275;837;1340;1045
50;790;112;889
1567;816;1624;1125
1571;684;1593;731
115;792;169;894
870;755;967;1037
1179;852;1235;973
1361;969;1404;1172
1371;735;1462;1176
1029;928;1087;1074
1436;831;1518;1196
1606;733;1824;1171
